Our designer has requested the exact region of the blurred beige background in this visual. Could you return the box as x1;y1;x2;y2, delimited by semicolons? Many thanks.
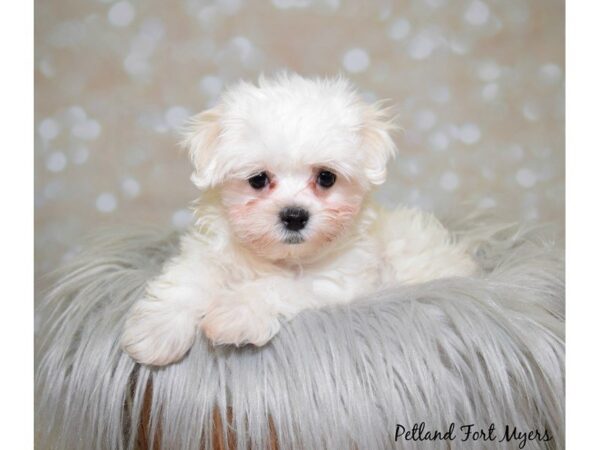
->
35;0;564;281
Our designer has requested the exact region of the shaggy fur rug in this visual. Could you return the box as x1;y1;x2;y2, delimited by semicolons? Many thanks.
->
35;220;564;450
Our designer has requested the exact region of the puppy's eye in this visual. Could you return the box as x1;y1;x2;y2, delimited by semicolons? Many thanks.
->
248;171;270;189
316;170;336;188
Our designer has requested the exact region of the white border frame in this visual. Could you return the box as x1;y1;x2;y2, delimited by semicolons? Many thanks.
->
566;1;600;448
0;0;34;446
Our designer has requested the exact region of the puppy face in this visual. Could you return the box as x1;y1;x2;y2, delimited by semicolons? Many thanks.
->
218;165;366;261
184;74;397;261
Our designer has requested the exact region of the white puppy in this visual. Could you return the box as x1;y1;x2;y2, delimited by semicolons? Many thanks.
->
121;73;477;366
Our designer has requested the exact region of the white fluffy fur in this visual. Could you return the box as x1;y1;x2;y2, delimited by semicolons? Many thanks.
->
121;74;477;366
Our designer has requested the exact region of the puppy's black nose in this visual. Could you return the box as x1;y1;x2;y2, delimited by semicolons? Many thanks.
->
279;207;309;231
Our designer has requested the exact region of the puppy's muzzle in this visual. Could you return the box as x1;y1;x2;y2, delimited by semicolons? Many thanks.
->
279;207;309;232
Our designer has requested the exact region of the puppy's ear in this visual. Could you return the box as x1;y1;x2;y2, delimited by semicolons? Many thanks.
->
181;107;223;190
360;102;399;186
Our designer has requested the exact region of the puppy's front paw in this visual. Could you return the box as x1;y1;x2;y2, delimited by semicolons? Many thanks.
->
201;300;280;347
121;299;197;366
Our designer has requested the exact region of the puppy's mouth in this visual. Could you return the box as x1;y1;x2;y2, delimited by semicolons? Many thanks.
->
282;233;305;245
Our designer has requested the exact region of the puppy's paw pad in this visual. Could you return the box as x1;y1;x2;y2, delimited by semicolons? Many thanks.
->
201;302;280;347
120;302;197;366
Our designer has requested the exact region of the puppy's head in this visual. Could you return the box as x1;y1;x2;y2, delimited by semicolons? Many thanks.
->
183;74;397;261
